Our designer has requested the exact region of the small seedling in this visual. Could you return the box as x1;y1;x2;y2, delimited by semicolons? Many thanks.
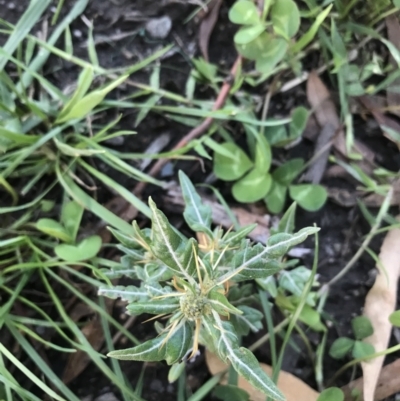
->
98;170;319;399
228;0;331;74
329;316;375;360
36;200;102;262
317;387;344;401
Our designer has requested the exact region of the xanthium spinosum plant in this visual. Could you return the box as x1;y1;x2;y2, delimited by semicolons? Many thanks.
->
98;171;319;400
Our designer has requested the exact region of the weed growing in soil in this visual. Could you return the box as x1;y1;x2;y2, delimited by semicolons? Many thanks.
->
98;171;319;399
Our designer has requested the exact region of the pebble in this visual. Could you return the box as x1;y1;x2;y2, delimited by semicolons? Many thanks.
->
94;393;120;401
145;16;172;39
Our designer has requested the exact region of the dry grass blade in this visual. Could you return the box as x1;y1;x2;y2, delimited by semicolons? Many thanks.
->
198;0;223;61
361;217;400;401
306;71;347;155
206;350;319;401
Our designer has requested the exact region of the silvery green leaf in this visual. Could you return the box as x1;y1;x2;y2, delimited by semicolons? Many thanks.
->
222;224;257;246
230;347;284;401
228;283;258;305
165;322;193;365
149;198;196;280
208;289;243;316
118;245;145;261
145;282;173;297
108;335;166;361
256;276;277;297
279;266;312;297
97;264;137;280
108;227;139;248
277;202;297;234
179;170;213;236
126;300;180;315
231;306;263;336
98;285;148;302
132;221;152;249
234;227;320;273
144;263;174;282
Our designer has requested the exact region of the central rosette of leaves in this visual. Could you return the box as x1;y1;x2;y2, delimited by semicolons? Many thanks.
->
180;292;209;321
98;171;320;401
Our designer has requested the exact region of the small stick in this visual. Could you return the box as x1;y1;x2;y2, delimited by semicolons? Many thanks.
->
133;55;242;197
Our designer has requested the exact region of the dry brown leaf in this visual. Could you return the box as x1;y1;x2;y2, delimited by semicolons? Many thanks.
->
205;350;319;401
62;317;105;384
342;359;400;401
361;218;400;401
198;0;223;61
386;15;400;117
306;71;347;155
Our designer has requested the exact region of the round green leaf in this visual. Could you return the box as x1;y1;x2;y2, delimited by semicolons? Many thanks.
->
236;32;270;60
232;170;272;203
329;337;354;359
264;180;287;214
352;341;375;359
234;24;265;45
389;310;400;327
254;134;272;173
289;107;309;139
317;387;344;401
36;218;72;242
229;0;260;25
213;142;253;181
55;235;102;262
255;37;288;73
351;316;374;340
271;0;300;39
289;184;327;211
272;158;304;185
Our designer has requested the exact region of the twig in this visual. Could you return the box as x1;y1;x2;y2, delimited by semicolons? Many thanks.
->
133;55;242;197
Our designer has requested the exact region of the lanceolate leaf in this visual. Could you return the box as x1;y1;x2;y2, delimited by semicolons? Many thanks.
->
126;300;180;315
230;347;284;401
149;198;196;281
165;322;193;365
222;224;257;247
179;171;213;236
108;335;166;361
208;289;243;316
98;285;148;302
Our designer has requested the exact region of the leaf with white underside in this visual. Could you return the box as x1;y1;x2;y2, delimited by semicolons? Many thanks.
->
231;306;263;336
108;335;166;361
211;311;284;401
98;285;149;302
149;198;196;280
179;171;213;236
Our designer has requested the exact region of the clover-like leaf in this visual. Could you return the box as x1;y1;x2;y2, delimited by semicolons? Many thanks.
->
351;316;374;340
273;158;304;185
55;235;102;262
317;388;344;401
232;169;272;203
289;184;327;211
36;218;72;243
271;0;300;39
234;24;265;45
229;0;260;25
329;337;355;359
352;341;375;359
255;37;288;74
213;142;253;181
264;180;287;214
179;171;212;236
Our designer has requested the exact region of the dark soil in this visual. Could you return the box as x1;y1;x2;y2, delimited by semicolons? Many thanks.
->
2;1;400;401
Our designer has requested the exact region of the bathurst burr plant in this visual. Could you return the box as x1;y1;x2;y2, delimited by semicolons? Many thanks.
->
98;171;319;400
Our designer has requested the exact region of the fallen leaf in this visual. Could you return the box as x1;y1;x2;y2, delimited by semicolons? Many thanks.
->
198;0;223;61
303;123;336;184
306;71;347;155
342;359;400;401
62;317;105;384
386;15;400;117
361;218;400;401
206;350;319;401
